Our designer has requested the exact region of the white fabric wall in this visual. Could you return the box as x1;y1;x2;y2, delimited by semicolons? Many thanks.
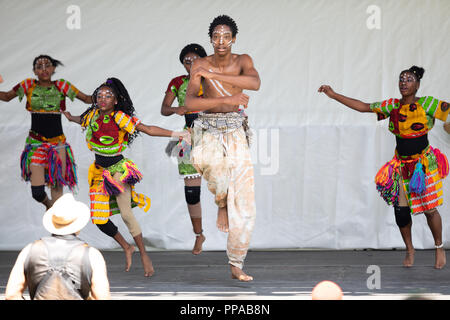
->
0;0;449;250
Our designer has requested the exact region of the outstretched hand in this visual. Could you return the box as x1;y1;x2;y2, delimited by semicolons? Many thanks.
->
318;85;336;99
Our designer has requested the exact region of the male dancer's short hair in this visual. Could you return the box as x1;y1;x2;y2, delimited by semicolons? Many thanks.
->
208;15;238;38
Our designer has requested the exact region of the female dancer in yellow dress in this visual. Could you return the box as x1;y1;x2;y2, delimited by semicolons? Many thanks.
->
319;66;449;269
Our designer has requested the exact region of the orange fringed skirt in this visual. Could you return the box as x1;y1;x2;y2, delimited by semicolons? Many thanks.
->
375;146;448;215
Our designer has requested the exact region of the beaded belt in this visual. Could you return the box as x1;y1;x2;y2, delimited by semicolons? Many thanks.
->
194;112;252;145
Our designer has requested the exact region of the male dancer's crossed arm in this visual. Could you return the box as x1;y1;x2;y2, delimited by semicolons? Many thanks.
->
193;54;260;91
185;56;260;112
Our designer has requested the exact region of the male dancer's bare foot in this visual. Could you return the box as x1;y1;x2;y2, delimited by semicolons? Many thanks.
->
435;247;446;269
124;245;136;272
230;265;253;282
192;234;205;255
141;253;155;277
217;207;229;233
403;249;415;268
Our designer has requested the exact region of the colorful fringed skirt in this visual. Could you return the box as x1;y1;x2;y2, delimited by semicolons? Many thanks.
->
166;126;201;179
88;158;151;224
375;145;449;215
20;131;77;190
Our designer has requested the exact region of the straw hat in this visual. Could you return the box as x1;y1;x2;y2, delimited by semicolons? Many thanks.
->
444;122;450;134
42;193;90;235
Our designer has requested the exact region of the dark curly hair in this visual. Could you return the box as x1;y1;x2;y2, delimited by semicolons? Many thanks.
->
208;15;238;38
179;43;207;64
80;77;140;145
400;65;425;82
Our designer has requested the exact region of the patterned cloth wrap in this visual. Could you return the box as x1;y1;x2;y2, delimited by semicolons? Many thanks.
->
20;131;77;190
193;111;252;147
371;96;450;214
81;108;151;224
165;75;202;178
87;158;151;224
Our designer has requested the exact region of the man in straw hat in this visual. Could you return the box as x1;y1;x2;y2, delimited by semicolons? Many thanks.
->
5;193;110;300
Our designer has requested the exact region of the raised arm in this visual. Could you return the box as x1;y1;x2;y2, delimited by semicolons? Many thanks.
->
63;111;82;124
76;91;93;104
136;123;175;137
0;89;17;102
318;85;371;113
136;122;190;143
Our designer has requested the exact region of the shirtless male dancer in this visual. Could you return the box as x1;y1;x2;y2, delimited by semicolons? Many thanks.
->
185;15;261;281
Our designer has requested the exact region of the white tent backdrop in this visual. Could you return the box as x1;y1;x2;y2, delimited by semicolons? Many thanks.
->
0;0;449;250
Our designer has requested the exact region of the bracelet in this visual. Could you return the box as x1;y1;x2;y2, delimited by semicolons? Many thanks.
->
435;243;444;249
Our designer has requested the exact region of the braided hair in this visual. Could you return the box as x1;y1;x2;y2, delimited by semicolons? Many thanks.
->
80;77;140;145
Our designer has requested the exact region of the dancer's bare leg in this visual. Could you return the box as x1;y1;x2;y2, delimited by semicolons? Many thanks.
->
112;231;135;272
191;217;205;255
50;184;63;205
113;172;154;277
398;180;415;267
30;165;52;210
399;222;415;267
185;177;205;254
424;209;446;269
133;233;154;277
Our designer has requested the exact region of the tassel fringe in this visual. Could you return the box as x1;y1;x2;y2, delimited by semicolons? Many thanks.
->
101;170;124;196
47;147;65;188
20;145;32;182
431;147;449;179
120;161;143;185
375;159;401;206
409;162;426;194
